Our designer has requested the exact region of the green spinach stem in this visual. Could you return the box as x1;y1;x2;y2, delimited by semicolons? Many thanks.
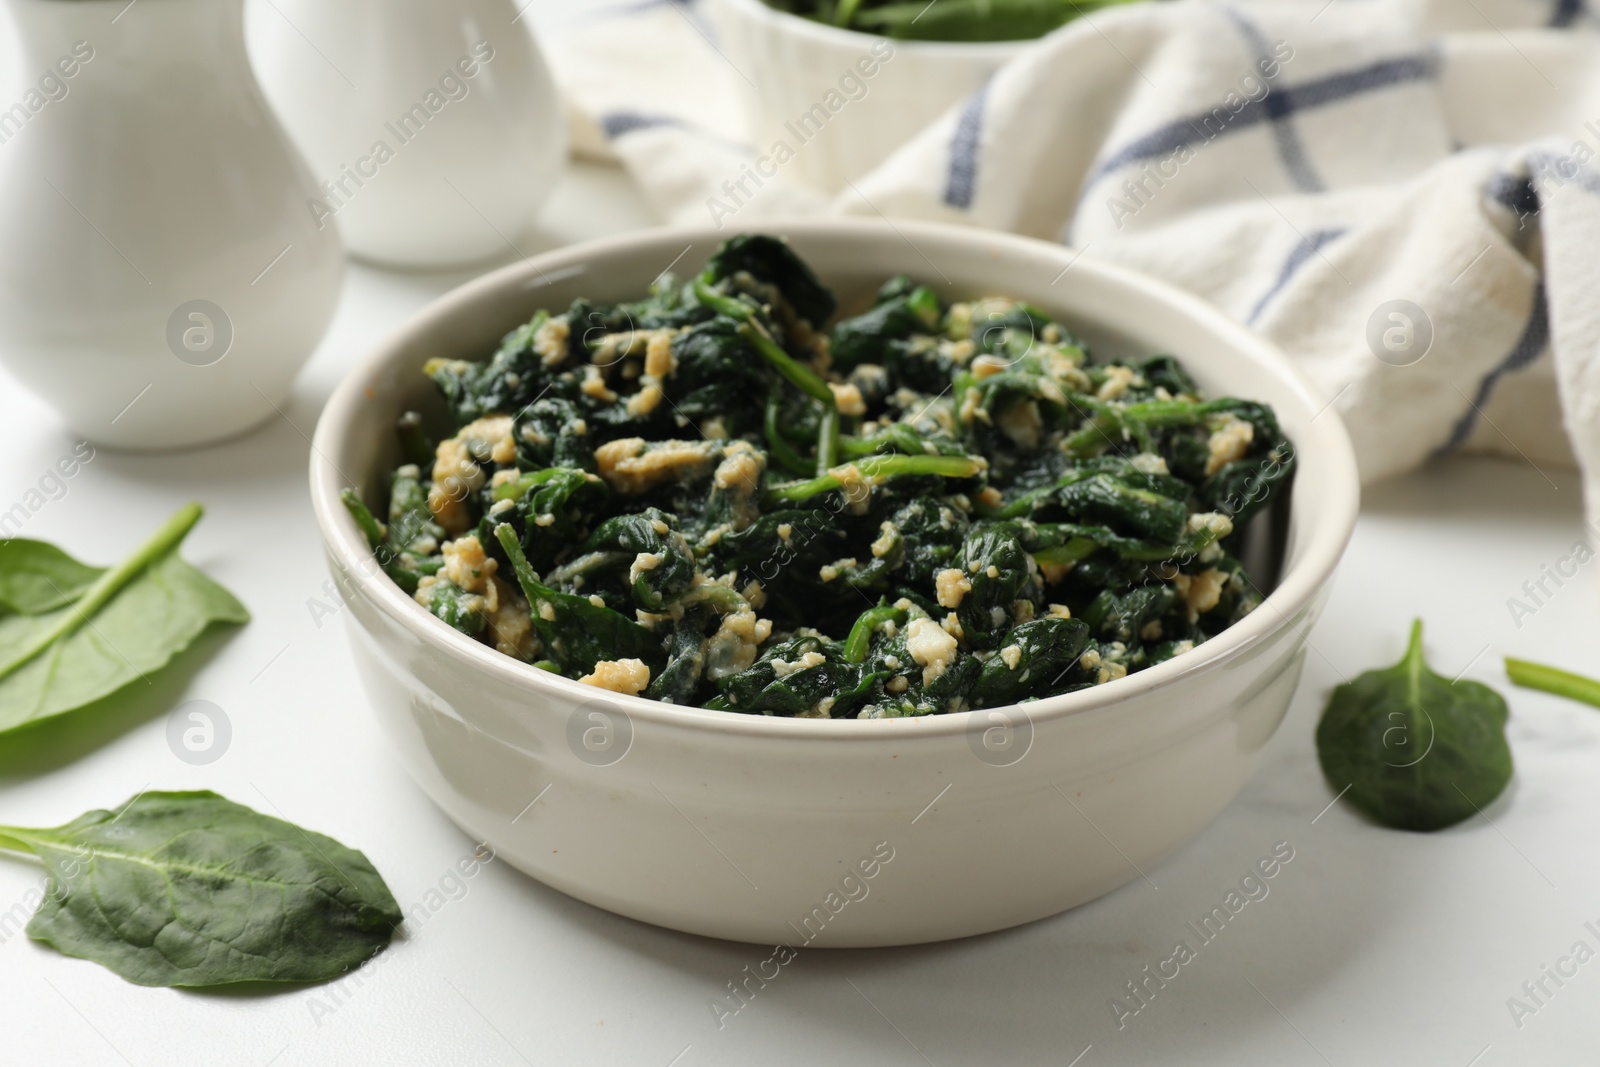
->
1504;657;1600;708
842;606;908;664
492;468;565;503
0;827;38;854
0;502;204;685
689;279;751;323
737;322;836;406
492;523;547;605
340;489;387;548
762;454;983;506
763;392;813;476
691;281;835;405
1031;539;1099;566
817;405;840;476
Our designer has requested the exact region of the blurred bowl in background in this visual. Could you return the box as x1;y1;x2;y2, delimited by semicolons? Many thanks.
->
247;0;566;269
704;0;1025;194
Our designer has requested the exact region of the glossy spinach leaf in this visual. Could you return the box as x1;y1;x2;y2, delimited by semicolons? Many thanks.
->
647;618;710;705
415;577;487;637
489;466;611;574
701;234;837;327
830;281;940;369
666;318;772;431
426;310;571;424
718;635;882;717
955;522;1041;650
513;398;596;472
494;523;665;675
852;0;1101;40
1316;620;1512;832
0;540;103;614
582;509;696;611
0;791;401;987
970;617;1091;708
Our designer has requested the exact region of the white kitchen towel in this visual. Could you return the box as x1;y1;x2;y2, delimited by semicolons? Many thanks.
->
548;1;1600;524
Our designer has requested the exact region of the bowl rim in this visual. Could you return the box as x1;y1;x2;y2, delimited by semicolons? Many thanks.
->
708;0;1035;56
310;218;1360;741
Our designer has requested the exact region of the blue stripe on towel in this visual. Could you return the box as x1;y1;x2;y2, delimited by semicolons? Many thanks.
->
1437;282;1549;453
1527;148;1600;197
944;81;992;209
1283;52;1439;112
1222;7;1324;192
1486;170;1543;238
599;111;750;153
1246;228;1345;324
1082;51;1439;197
602;111;678;139
1486;172;1540;217
1551;0;1586;27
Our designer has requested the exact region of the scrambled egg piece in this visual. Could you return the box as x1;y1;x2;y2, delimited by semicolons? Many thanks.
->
935;568;972;609
441;535;496;594
905;617;958;686
428;418;514;533
594;438;719;494
1205;416;1254;475
579;658;651;695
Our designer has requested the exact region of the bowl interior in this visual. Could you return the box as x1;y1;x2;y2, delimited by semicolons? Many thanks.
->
314;220;1355;735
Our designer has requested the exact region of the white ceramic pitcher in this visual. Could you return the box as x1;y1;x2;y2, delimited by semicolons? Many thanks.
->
246;0;567;269
0;0;344;450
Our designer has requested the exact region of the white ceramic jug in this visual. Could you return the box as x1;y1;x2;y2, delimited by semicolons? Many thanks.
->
0;0;344;450
246;0;566;269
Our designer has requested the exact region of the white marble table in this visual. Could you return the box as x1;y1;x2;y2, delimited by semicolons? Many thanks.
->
1;153;1595;1067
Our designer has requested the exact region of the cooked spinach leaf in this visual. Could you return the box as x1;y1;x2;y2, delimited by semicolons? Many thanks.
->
767;0;1147;41
701;234;837;327
1316;620;1512;832
493;523;665;675
0;791;401;987
970;617;1091;708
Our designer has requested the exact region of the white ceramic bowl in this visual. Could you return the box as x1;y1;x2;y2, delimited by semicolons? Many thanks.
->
703;0;1025;193
310;220;1359;947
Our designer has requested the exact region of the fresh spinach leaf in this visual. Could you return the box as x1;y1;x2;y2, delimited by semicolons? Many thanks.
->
0;540;103;614
0;504;248;736
0;791;401;987
1316;620;1512;832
